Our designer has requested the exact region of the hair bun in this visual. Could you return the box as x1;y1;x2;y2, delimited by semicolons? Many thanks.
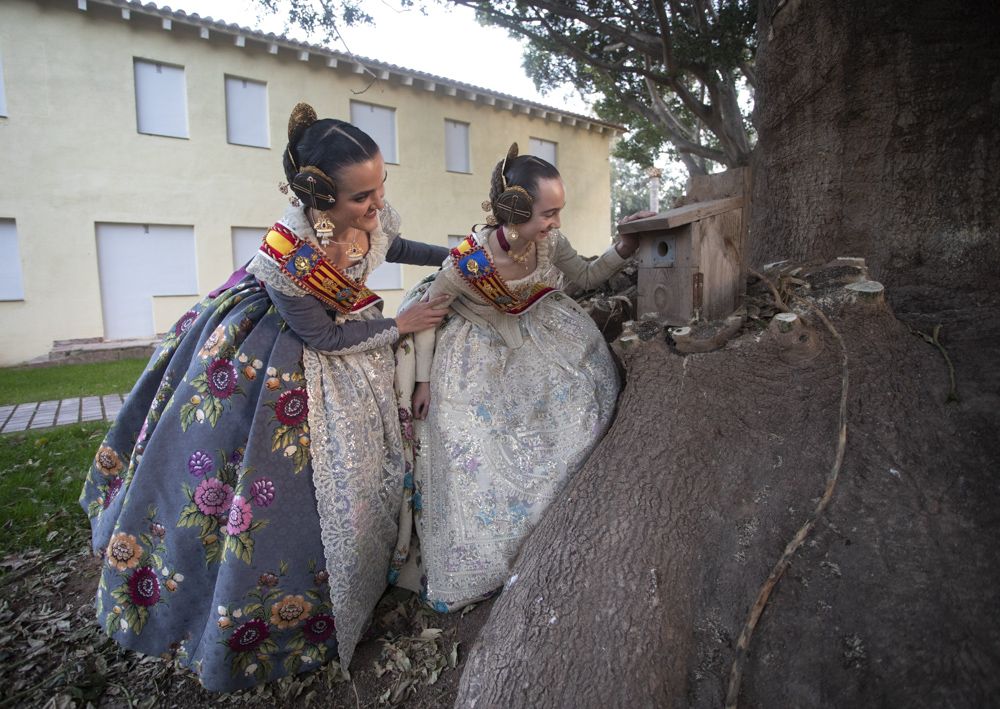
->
287;102;318;142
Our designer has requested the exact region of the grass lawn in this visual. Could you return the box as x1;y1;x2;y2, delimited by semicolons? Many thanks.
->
0;358;146;406
0;421;109;558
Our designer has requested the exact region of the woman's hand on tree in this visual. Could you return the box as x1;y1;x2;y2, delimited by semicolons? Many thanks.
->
396;295;450;335
412;381;431;420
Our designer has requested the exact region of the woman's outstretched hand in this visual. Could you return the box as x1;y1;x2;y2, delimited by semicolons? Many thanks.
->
412;381;431;420
615;209;657;258
396;295;450;335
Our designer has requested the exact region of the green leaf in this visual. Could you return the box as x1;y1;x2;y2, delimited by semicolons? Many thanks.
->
278;559;288;576
133;605;150;634
293;446;309;474
206;397;223;427
122;604;139;633
284;654;302;674
110;584;130;605
224;530;255;565
230;648;253;676
179;402;197;432
205;538;225;565
177;502;206;529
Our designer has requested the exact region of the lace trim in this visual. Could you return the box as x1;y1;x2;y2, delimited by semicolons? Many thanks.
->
246;253;308;297
316;325;399;356
304;344;405;670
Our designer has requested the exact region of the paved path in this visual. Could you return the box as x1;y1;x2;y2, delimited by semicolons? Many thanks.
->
0;394;125;434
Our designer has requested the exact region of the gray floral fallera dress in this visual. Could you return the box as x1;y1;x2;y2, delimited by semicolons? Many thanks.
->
79;204;447;691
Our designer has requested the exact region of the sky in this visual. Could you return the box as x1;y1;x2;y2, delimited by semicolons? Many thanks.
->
173;0;592;114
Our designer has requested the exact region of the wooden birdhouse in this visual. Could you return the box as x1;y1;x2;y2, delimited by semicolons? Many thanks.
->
618;168;750;325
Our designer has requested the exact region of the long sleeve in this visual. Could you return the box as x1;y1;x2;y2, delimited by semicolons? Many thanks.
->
385;236;451;267
413;272;460;382
265;284;399;354
550;233;627;290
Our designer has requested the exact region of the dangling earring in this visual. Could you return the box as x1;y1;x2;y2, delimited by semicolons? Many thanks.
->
507;225;519;242
314;214;335;247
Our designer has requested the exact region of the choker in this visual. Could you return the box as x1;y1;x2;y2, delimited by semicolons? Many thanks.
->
497;226;533;268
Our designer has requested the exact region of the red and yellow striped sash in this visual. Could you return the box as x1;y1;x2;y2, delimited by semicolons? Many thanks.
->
259;223;382;315
450;236;556;315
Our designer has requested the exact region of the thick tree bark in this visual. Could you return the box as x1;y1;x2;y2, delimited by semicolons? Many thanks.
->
456;272;1000;707
750;0;1000;291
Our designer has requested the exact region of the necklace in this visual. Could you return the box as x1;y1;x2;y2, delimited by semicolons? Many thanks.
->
497;226;533;269
310;210;364;261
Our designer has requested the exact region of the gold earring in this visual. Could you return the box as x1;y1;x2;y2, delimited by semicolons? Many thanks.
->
507;225;519;241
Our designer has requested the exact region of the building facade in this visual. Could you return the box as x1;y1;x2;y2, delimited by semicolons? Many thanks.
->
0;0;618;366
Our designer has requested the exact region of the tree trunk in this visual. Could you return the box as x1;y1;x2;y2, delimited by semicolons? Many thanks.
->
750;0;1000;292
456;267;1000;707
454;2;1000;706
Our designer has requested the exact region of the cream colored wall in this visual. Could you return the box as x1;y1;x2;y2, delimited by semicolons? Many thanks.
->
0;0;613;366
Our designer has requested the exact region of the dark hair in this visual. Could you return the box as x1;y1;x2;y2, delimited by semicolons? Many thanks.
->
488;153;561;225
284;118;380;210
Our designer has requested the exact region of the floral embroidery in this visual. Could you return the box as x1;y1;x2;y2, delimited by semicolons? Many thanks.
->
180;356;245;431
95;446;124;477
194;478;234;516
106;533;143;571
198;324;227;360
174;310;198;337
217;560;335;681
206;358;239;399
103;477;123;509
249;479;276;507
275;389;308;426
188;450;214;477
151;305;207;369
264;377;310;474
226;496;254;535
103;509;184;635
228;618;271;652
178;448;269;565
128;566;161;607
269;595;312;629
302;614;335;643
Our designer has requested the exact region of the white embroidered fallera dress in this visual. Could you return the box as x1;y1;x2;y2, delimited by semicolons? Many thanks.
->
408;228;624;608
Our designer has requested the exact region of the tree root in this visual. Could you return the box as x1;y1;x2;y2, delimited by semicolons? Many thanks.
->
908;324;959;403
725;301;849;709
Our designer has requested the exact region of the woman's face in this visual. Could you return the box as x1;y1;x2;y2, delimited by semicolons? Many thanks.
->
323;153;387;234
514;177;565;243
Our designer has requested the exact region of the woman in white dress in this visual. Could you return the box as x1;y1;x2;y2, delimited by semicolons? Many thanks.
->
398;144;643;610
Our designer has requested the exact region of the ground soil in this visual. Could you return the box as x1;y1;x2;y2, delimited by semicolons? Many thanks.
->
0;543;495;708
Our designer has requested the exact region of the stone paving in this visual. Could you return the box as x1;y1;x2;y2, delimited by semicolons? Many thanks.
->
0;393;126;434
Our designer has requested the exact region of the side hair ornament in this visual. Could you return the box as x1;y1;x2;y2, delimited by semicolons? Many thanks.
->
482;143;534;239
282;102;339;213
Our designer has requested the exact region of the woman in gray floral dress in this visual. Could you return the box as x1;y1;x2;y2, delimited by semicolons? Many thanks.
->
79;103;448;691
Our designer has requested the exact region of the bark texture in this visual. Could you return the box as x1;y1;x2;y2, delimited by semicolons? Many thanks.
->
750;0;1000;291
456;276;1000;708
